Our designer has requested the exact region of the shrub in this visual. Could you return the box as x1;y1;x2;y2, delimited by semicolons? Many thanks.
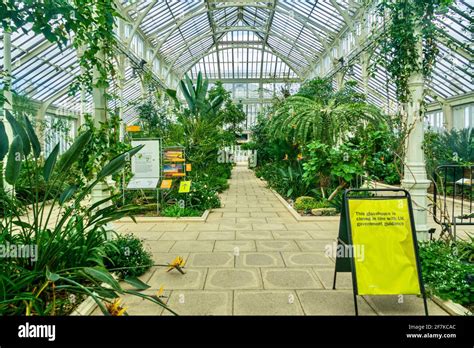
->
188;181;221;210
294;196;317;211
105;234;154;279
418;241;473;307
162;204;202;217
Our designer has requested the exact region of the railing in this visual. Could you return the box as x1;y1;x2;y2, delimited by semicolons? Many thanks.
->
432;165;473;240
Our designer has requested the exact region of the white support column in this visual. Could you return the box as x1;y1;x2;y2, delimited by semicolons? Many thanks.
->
442;103;453;130
2;30;14;192
117;52;126;140
401;31;431;240
90;49;111;206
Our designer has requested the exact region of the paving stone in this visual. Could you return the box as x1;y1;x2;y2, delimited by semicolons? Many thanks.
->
205;218;236;224
170;241;214;252
205;212;222;219
222;212;251;218
159;231;199;240
282;252;334;267
131;231;164;240
236;230;273;240
214;240;256;252
262;268;323;289
185;223;220;231
144;240;175;252
234;291;304;315
236;217;268;224
253;223;287;231
296;240;335;252
198;231;235;240
363;295;448;315
163;291;233;315
265;217;297;224
256;240;300;251
147;268;207;290
117;223;156;233
272;230;311;239
284;222;320;231
205;268;262;289
236;252;285;267
261;207;288;212
315;269;352;290
250;212;279;218
187;252;234;267
219;223;253;231
307;229;339;240
151;224;188;232
297;290;376;315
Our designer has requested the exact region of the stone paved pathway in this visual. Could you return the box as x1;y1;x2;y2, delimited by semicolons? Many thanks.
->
105;165;448;316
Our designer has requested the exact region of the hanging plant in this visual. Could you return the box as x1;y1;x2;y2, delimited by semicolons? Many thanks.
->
0;0;120;98
374;0;454;103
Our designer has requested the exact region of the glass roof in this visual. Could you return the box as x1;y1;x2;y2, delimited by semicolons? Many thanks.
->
0;0;472;122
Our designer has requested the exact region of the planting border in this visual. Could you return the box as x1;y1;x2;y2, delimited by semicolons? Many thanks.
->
269;187;340;222
116;209;210;223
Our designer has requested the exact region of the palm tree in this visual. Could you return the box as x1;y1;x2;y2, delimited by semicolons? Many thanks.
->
268;79;384;146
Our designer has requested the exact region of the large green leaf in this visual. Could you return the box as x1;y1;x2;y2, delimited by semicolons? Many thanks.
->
195;71;203;97
5;135;23;185
24;116;41;158
5;110;31;157
0;121;8;161
123;277;150;290
180;80;195;113
165;88;179;105
43;143;60;182
57;130;92;173
59;185;78;205
197;78;209;104
97;145;143;180
83;267;121;292
184;74;196;100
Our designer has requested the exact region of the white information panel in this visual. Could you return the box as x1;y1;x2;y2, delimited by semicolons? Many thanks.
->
131;139;160;179
127;178;159;190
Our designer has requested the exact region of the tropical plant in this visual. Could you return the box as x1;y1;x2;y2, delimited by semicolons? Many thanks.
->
166;72;235;170
375;0;455;103
161;204;202;217
208;80;246;133
167;72;224;121
134;95;171;138
423;128;473;177
0;111;176;315
419;240;473;308
76;113;131;183
1;0;119;95
303;140;365;200
268;79;383;146
272;162;315;200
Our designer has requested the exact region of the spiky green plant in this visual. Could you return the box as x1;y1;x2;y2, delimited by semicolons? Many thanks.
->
268;79;383;146
0;112;177;315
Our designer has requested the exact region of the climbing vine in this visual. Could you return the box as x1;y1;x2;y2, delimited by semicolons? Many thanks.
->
0;0;119;97
374;0;454;103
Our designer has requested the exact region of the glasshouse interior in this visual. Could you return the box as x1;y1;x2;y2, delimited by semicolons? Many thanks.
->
0;0;472;318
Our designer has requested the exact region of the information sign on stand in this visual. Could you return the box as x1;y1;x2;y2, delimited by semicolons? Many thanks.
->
124;139;161;213
332;188;428;316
